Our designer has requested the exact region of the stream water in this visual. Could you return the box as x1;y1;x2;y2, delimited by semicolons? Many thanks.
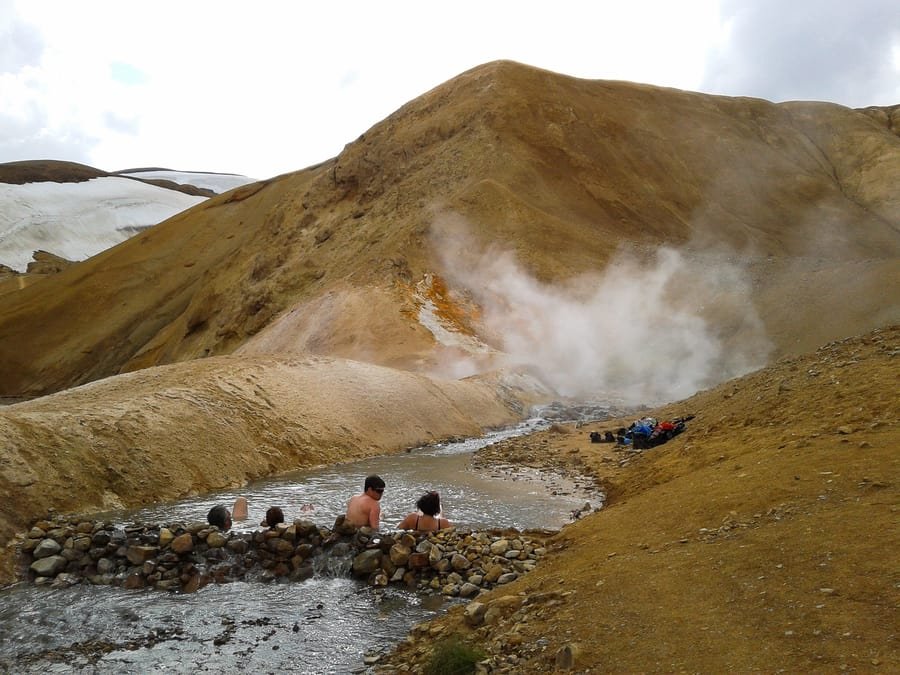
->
0;415;605;674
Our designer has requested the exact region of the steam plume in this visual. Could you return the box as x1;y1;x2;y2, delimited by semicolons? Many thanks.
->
431;215;771;405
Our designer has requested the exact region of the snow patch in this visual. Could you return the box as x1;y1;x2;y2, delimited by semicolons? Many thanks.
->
0;177;206;271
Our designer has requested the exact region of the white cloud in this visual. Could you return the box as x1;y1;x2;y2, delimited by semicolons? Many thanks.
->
702;0;900;107
0;2;41;73
0;1;895;179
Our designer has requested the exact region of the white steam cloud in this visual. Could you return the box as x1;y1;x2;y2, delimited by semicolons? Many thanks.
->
432;216;772;405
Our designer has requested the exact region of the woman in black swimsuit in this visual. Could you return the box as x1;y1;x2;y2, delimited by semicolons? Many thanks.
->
397;491;451;531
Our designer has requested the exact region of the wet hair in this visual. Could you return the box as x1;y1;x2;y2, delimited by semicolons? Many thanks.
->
264;506;285;527
207;504;230;529
364;475;385;491
416;491;441;517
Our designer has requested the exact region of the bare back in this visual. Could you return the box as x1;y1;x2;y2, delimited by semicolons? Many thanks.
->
345;494;381;528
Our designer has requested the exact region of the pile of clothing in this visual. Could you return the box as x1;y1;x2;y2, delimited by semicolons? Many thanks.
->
590;415;695;449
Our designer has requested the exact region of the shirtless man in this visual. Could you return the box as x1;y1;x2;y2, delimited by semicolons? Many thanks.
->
344;475;385;529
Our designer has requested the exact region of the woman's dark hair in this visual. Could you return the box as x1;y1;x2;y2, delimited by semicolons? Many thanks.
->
416;491;441;517
264;506;285;527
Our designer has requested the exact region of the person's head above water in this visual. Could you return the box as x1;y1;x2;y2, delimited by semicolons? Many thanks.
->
396;490;450;532
261;506;285;528
416;491;441;516
207;504;232;531
345;474;385;528
364;475;385;499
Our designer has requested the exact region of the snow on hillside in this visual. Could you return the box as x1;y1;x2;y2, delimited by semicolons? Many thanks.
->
118;170;255;193
0;177;207;272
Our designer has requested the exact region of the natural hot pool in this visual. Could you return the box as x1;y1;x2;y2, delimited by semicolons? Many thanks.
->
0;416;604;673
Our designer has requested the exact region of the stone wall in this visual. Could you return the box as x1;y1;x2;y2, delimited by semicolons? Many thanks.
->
15;513;548;597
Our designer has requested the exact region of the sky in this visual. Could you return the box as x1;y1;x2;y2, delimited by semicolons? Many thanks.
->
1;0;898;180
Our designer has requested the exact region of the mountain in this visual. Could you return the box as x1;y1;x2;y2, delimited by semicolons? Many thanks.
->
0;61;897;402
0;160;255;274
0;60;897;668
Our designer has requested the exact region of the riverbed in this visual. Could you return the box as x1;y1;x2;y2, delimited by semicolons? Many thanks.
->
0;416;604;674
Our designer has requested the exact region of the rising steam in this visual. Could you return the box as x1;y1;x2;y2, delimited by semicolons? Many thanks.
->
431;216;772;405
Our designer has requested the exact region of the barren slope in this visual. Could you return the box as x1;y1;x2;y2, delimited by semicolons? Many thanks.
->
0;61;898;397
379;324;899;673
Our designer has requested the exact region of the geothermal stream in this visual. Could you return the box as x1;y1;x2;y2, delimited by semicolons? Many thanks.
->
0;410;608;674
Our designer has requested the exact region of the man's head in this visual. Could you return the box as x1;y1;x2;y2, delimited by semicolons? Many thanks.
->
207;504;232;531
364;474;385;500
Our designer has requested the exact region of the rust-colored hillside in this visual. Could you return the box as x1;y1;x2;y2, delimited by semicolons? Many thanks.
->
0;61;898;397
0;61;897;670
378;324;900;673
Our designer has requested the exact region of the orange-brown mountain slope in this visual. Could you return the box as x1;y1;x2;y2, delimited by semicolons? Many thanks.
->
0;60;898;399
377;324;899;674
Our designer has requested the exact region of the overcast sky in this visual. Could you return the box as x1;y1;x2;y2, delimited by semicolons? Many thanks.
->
2;0;898;180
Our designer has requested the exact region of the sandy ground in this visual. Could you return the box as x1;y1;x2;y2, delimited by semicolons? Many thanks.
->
376;324;899;673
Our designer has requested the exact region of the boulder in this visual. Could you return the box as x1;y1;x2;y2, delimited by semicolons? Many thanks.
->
30;555;67;577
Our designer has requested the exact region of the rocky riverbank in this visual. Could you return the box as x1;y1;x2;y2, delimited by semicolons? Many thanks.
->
374;326;900;673
15;512;552;600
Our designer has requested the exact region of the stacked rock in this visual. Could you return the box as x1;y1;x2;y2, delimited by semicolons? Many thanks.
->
17;513;547;597
18;515;353;592
349;527;546;598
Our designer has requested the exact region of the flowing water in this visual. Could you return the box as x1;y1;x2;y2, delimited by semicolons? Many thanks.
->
0;415;605;674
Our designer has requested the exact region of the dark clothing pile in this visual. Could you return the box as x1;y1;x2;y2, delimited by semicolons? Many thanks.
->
590;415;694;449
